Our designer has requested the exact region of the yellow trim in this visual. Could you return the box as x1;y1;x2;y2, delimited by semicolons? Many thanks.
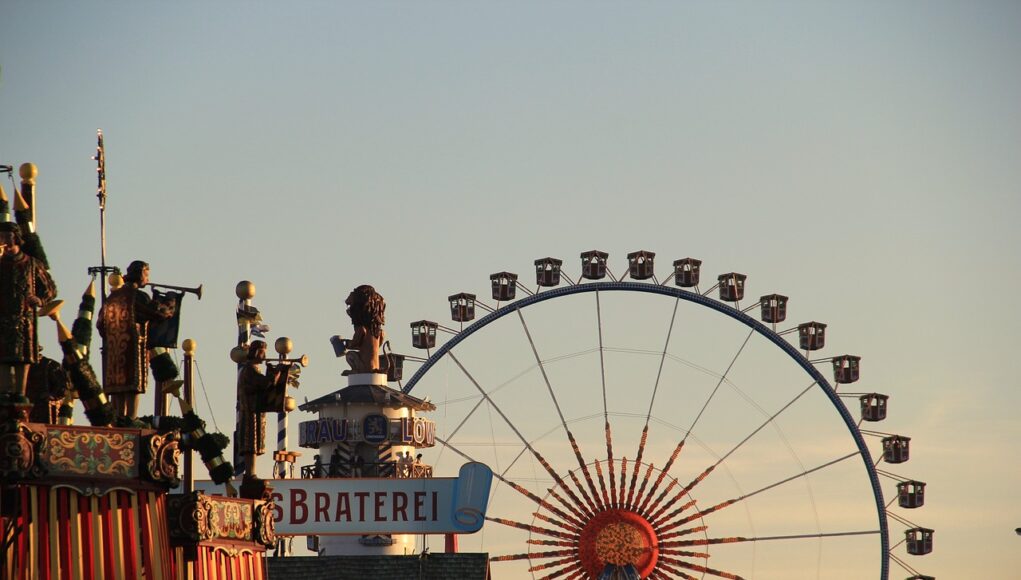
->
69;490;82;579
90;495;103;580
150;493;167;580
110;493;125;580
49;487;59;580
28;485;37;580
130;492;141;577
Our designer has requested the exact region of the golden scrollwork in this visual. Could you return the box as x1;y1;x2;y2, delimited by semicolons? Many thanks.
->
46;429;136;477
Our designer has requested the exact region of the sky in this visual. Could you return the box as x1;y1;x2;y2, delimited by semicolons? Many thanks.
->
2;2;1020;577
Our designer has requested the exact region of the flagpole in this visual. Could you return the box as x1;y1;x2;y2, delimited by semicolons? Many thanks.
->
92;129;110;301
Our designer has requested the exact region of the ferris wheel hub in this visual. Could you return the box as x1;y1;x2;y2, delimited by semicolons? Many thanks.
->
578;508;659;578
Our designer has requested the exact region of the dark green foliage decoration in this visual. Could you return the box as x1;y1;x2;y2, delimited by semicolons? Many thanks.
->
71;294;95;349
149;352;179;382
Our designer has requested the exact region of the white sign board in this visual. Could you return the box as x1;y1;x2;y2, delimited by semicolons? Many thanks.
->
196;462;492;536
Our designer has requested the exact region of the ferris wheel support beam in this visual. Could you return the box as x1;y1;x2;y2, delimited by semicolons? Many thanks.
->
403;281;890;580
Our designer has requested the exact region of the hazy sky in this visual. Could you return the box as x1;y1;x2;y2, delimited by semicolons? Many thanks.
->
2;2;1019;577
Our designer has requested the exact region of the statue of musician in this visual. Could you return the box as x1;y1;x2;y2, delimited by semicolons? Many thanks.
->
97;260;174;419
236;340;279;478
339;285;387;375
0;221;57;401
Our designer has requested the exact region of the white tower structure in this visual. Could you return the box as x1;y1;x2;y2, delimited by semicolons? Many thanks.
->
297;371;436;556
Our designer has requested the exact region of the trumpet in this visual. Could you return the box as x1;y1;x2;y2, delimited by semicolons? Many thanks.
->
147;282;203;300
263;354;309;367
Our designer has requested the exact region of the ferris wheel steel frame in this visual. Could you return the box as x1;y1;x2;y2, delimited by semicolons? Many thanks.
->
403;280;891;580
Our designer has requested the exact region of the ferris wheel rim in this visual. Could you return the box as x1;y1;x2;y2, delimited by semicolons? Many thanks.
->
404;279;890;579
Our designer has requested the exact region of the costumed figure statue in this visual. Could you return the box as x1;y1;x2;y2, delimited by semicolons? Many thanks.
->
50;280;116;426
97;260;174;419
0;217;57;403
236;340;274;479
338;285;387;375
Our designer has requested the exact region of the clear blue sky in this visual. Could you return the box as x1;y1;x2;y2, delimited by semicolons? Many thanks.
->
2;2;1019;577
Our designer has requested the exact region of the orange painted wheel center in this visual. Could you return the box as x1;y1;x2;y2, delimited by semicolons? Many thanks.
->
578;509;658;578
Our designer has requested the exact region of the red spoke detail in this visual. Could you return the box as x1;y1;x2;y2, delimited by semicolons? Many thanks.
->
659;549;709;558
506;480;586;528
657;500;735;534
567;469;600;516
660;535;745;547
650;465;715;521
657;525;708;542
651;500;696;530
594;459;611;509
626;426;650;509
639;441;686;514
644;478;679;518
528;539;578;547
536;561;585;580
486;517;576;540
558;569;586;580
568;431;605;512
533;451;595;520
632;461;656;516
655;559;700;580
618;456;628;508
547;486;589;524
606;422;617;509
491;548;576;562
534;511;583;535
530;555;582;572
659;556;745;580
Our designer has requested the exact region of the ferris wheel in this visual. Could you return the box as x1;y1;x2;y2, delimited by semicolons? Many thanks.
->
397;251;933;580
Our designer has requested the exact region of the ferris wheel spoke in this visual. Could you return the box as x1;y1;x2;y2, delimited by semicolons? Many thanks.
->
637;441;686;515
621;297;681;512
659;549;710;559
528;538;577;547
529;554;584;573
595;291;620;512
487;516;576;540
447;350;595;520
533;510;583;535
655;559;718;580
535;561;585;580
491;548;576;562
684;329;755;443
649;569;698;580
658;556;745;580
658;524;708;542
436;435;586;527
629;461;656;513
651;499;698;529
517;308;605;513
662;529;881;548
653;450;862;532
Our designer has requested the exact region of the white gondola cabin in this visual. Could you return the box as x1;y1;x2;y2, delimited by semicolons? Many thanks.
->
860;393;888;421
580;250;609;280
410;320;438;349
627;250;656;280
760;294;788;323
535;257;563;287
898;480;926;509
905;527;934;555
832;355;861;384
491;271;517;301
798;321;827;351
718;272;747;302
882;435;910;464
448;293;476;323
673;258;702;288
